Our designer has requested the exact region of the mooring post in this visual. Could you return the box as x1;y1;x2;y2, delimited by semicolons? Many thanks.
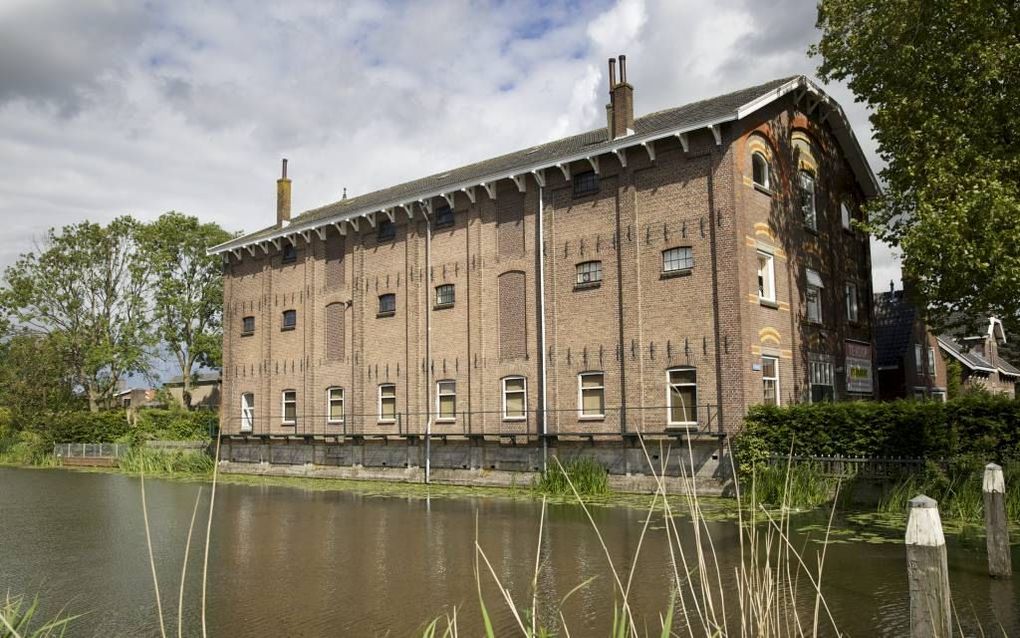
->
906;495;952;638
983;463;1012;578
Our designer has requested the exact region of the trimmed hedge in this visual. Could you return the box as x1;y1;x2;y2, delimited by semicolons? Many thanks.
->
735;395;1020;470
24;409;216;446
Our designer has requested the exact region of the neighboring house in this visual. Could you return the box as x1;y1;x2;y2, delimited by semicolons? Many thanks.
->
115;387;161;409
211;61;879;438
873;289;947;401
164;372;222;410
938;318;1019;398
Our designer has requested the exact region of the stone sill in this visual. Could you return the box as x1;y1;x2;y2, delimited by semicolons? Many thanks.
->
376;311;396;318
660;268;693;280
759;299;779;309
574;281;601;291
433;303;454;311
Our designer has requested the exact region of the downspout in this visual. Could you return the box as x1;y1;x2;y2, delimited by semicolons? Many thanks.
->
423;206;433;484
537;185;548;471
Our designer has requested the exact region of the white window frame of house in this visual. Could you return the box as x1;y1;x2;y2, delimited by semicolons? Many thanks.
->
932;390;947;402
502;376;527;421
840;202;852;230
800;170;817;230
326;387;344;424
576;260;603;285
845;282;859;323
281;390;297;425
577;372;606;419
662;246;694;273
436;380;456;422
378;384;396;423
240;393;254;432
806;269;823;323
912;387;928;401
762;356;780;406
927;346;936;377
666;367;698;427
752;152;770;190
757;250;776;303
915;344;923;372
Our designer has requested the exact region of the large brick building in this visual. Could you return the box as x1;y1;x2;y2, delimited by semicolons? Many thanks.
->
212;59;880;443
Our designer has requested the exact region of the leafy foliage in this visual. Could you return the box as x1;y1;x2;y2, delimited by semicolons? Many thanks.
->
812;1;1020;333
0;332;83;424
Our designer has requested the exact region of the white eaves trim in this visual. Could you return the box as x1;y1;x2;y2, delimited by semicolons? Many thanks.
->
210;76;880;256
936;337;996;373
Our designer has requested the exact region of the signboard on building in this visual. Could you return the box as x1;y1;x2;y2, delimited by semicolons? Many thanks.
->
845;340;873;394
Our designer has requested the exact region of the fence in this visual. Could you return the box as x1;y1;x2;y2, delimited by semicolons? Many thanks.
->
222;404;722;438
765;454;926;479
53;443;129;460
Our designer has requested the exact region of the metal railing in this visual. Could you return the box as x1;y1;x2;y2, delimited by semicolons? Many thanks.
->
764;454;925;479
221;404;721;438
53;443;129;459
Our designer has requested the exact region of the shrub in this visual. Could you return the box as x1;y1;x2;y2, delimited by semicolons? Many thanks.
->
134;409;216;442
33;410;133;446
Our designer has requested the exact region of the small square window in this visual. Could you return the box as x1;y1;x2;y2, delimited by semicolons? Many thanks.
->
281;309;297;331
282;243;297;263
377;219;396;242
575;261;602;286
435;284;454;307
378;293;396;316
662;247;693;274
572;171;599;197
241;316;255;335
434;205;454;229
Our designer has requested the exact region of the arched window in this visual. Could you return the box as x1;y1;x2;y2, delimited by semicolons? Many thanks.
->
799;170;817;230
751;152;770;190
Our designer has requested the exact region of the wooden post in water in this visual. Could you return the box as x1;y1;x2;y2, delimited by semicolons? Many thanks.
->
983;463;1012;578
906;495;952;638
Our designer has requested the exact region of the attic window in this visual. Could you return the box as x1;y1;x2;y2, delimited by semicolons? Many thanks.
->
573;171;599;197
434;205;454;229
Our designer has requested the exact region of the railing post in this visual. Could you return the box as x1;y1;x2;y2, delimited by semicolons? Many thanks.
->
983;463;1012;578
906;495;952;638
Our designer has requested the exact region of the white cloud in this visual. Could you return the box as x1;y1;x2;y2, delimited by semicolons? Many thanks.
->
0;0;898;293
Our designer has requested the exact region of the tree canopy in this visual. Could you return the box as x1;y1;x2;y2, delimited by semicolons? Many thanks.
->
812;0;1020;335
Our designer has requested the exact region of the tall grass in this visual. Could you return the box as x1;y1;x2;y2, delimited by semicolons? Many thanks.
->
747;461;838;510
532;456;609;497
0;593;78;638
119;448;214;476
879;459;1020;522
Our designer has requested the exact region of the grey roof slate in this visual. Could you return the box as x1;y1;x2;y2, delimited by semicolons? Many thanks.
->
220;76;799;249
164;371;221;386
937;335;997;372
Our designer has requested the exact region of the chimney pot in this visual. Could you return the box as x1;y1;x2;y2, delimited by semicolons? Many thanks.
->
281;158;288;179
608;58;617;88
619;54;627;83
607;54;634;139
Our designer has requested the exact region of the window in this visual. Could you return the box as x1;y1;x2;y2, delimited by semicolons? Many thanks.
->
377;218;395;242
282;309;297;331
915;344;923;372
436;381;456;421
435;284;455;307
932;390;947;403
326;387;344;424
800;171;817;230
281;390;297;425
751;152;770;190
378;384;396;422
434;205;454;229
927;346;936;377
282;243;297;263
809;359;834;403
806;270;823;323
757;251;775;302
378;293;396;316
662;247;693;274
840;202;852;230
502;377;527;420
667;368;697;426
240;393;254;432
913;388;927;401
576;260;602;286
572;171;599;197
241;316;255;335
578;372;605;418
762;356;780;406
845;282;859;322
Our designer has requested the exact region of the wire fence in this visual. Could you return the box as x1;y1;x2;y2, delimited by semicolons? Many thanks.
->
765;454;926;479
53;443;130;459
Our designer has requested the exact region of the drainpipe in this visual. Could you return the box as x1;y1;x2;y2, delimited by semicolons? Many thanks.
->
423;205;433;484
537;185;548;471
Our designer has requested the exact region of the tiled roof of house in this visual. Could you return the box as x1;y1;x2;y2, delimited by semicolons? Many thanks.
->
937;335;997;372
873;291;917;368
211;74;880;255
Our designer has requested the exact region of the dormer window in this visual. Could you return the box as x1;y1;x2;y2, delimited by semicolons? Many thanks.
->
752;152;770;190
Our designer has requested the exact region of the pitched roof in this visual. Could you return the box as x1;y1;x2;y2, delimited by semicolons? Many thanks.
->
937;335;997;372
164;371;221;386
872;291;918;368
211;75;880;255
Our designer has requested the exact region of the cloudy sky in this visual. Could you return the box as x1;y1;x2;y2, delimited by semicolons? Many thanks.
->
0;0;900;289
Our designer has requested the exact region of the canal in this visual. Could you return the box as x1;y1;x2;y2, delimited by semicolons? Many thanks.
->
1;467;1016;636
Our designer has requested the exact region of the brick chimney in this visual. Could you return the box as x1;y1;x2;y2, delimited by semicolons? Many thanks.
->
606;55;634;139
277;158;291;227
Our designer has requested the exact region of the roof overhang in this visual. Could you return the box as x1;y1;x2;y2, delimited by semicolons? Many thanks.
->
936;337;996;372
210;76;881;257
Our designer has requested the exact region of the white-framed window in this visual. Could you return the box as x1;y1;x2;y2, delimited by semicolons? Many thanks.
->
578;372;605;418
913;387;927;401
806;269;823;323
762;356;780;406
378;384;396;422
757;251;775;302
927;346;936;377
845;282;859;322
809;359;834;403
240;393;254;432
576;260;602;285
800;170;817;230
281;390;297;425
840;202;852;230
915;344;923;372
502;376;527;420
436;380;456;421
752;152;770;190
326;387;344;424
662;247;694;273
667;367;697;426
932;390;947;403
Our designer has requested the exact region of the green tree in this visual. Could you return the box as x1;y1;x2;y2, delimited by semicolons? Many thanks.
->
0;331;83;425
139;212;232;409
0;218;153;411
812;1;1020;332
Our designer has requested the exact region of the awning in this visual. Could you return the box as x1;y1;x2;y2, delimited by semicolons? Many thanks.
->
806;269;824;288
